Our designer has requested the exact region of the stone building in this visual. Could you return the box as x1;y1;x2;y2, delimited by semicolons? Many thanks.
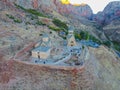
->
32;34;51;59
67;26;77;46
32;46;51;59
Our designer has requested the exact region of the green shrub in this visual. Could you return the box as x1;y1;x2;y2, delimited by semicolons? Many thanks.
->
82;46;85;49
112;41;120;52
6;14;22;23
103;41;120;52
14;3;26;11
6;14;15;19
90;35;101;44
14;19;22;23
75;31;90;40
52;18;68;35
48;25;67;39
74;31;101;44
62;37;66;40
36;21;46;25
102;41;111;47
30;15;37;20
48;26;61;31
52;18;68;30
79;31;89;40
26;9;46;17
15;4;47;17
74;33;81;40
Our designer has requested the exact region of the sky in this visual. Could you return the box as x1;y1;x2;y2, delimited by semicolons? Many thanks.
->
61;0;120;14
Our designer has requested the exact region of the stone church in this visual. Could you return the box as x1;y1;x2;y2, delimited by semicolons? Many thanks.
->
67;26;77;47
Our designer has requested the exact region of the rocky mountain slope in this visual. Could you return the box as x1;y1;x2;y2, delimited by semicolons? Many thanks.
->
1;0;108;42
93;1;120;44
93;1;120;25
1;0;93;19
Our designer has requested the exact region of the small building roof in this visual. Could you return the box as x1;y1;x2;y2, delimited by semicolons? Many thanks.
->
32;46;50;52
41;40;50;47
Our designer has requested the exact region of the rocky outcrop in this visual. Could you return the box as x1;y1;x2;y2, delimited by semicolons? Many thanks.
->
32;0;38;9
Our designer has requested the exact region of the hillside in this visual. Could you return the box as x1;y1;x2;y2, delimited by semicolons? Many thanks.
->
0;46;120;90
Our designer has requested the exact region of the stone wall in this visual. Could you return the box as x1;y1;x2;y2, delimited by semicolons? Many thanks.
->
0;59;94;90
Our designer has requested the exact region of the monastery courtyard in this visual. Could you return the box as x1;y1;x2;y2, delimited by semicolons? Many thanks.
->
29;27;89;66
13;27;91;66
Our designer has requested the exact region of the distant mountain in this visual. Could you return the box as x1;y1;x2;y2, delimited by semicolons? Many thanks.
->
93;1;120;25
92;1;120;44
53;1;93;20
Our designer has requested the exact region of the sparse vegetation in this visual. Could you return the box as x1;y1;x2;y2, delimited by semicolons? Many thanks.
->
48;26;61;31
102;41;111;47
6;14;22;23
74;31;101;44
82;46;85;49
14;3;26;10
48;18;68;39
30;15;38;20
74;32;81;39
26;9;46;17
112;41;120;52
14;19;22;23
6;14;15;19
52;18;68;30
48;25;67;39
90;35;101;44
14;4;47;18
36;21;46;25
74;31;88;40
102;40;120;52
